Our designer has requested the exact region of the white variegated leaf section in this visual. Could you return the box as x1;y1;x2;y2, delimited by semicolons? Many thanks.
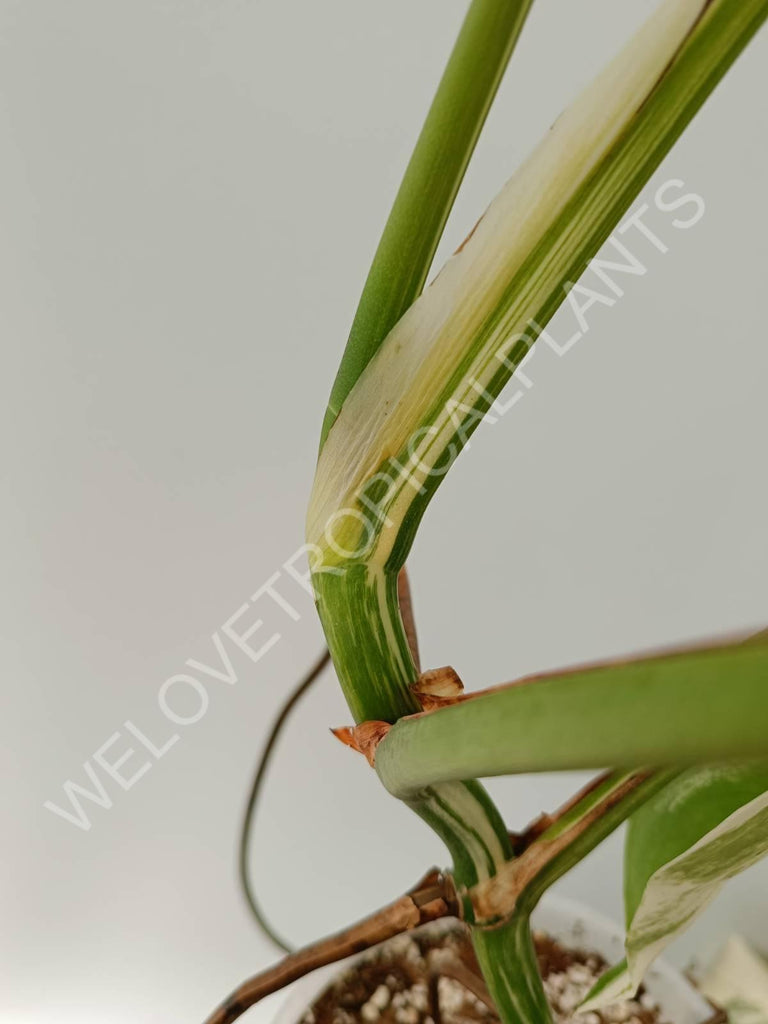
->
581;791;768;1012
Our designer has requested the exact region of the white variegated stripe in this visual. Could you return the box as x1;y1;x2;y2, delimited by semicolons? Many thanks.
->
582;791;768;1011
425;781;508;882
473;912;554;1023
370;566;410;684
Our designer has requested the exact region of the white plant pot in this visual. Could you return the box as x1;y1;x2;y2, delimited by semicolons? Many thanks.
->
273;894;715;1024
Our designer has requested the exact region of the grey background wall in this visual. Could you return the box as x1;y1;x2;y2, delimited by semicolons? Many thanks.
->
2;2;767;1022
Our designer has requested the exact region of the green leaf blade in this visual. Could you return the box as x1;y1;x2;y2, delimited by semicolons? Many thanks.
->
624;765;768;923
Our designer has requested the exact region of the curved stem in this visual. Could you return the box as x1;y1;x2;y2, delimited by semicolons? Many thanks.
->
314;566;511;890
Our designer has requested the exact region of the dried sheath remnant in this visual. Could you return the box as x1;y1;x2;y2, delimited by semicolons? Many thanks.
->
332;721;392;766
333;667;466;765
411;667;465;710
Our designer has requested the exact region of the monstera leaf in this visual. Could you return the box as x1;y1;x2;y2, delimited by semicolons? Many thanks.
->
582;764;768;1010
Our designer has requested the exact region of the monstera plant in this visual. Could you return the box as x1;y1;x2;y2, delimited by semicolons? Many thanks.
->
204;1;768;1022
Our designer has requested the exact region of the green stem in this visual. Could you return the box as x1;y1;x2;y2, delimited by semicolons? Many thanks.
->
314;7;538;1014
470;771;678;1022
315;565;416;723
314;566;540;1022
314;567;511;889
470;771;679;924
520;773;677;904
320;0;534;447
374;640;768;799
473;913;553;1024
